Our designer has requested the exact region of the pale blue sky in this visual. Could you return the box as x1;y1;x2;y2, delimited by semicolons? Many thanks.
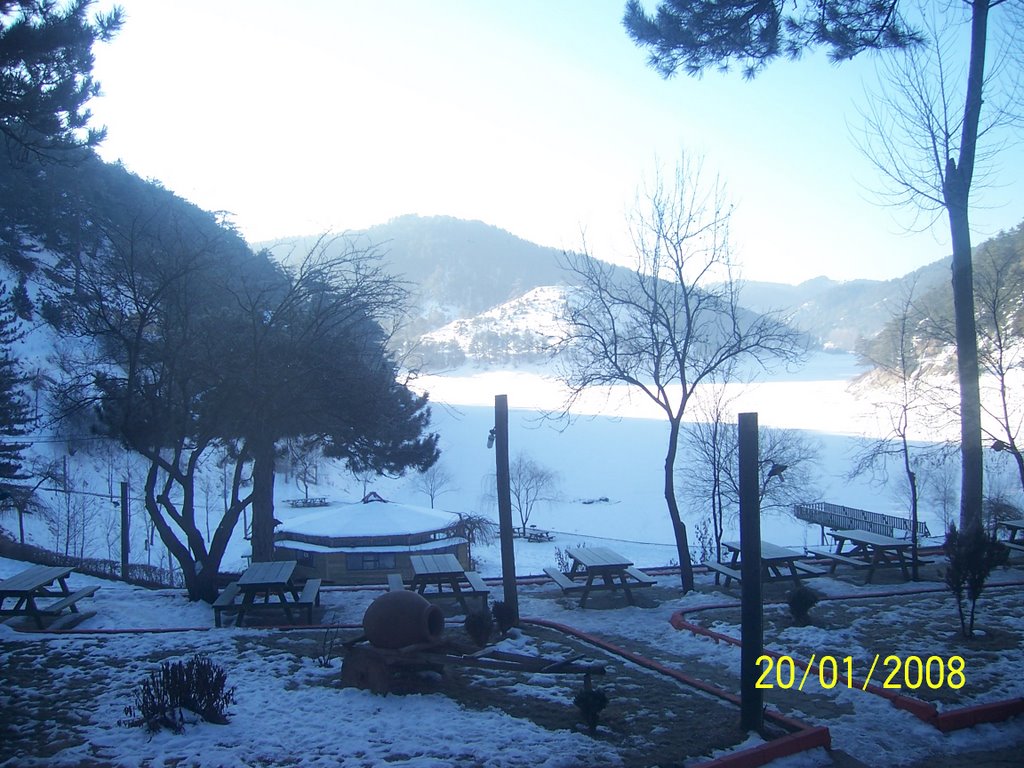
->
89;0;1022;285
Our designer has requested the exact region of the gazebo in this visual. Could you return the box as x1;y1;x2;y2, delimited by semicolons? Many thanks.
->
272;495;470;585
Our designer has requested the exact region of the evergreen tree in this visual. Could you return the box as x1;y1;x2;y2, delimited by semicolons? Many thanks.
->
0;283;31;498
623;0;920;78
0;0;122;160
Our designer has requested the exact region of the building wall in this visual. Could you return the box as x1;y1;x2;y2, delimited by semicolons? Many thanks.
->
274;539;470;586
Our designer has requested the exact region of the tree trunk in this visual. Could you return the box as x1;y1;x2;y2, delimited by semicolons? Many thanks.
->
250;437;277;562
946;177;984;536
665;418;694;592
943;0;990;536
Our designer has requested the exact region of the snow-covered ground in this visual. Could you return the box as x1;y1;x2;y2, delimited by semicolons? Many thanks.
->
3;352;1023;767
2;553;1022;767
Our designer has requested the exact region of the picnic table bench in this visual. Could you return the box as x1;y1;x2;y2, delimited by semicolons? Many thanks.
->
544;547;655;607
525;526;554;542
706;541;825;588
283;496;329;508
407;554;489;613
998;519;1024;554
214;561;321;627
0;565;98;629
811;529;930;583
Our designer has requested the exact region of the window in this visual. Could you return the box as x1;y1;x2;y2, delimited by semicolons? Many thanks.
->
346;552;397;571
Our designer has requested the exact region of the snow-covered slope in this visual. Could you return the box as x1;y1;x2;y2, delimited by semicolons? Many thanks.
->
416;285;569;368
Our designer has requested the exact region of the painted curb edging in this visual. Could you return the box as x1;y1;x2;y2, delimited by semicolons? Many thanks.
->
524;617;832;768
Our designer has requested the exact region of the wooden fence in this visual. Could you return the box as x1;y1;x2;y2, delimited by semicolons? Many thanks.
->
793;501;931;542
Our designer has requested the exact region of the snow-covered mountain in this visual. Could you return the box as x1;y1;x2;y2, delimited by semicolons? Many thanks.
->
416;286;568;368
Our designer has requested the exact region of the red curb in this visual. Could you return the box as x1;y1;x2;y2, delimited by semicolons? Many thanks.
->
523;617;831;768
932;698;1024;732
694;727;832;768
669;584;1024;733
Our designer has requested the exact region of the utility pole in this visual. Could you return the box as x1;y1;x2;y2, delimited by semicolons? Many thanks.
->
738;412;764;733
494;394;519;625
120;481;130;582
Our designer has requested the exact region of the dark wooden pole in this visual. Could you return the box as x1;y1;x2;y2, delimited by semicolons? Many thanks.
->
494;395;519;625
120;481;130;582
738;412;763;733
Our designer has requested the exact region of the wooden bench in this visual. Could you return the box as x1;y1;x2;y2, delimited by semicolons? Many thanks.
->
704;561;743;585
39;585;99;615
624;566;656;586
1004;540;1024;554
526;528;554;542
463;571;490;596
213;581;241;627
386;573;406;592
543;567;585;593
296;578;322;624
793;561;828;577
807;547;871;570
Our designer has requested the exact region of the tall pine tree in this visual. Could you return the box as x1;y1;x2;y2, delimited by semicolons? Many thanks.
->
0;283;31;497
1;0;122;160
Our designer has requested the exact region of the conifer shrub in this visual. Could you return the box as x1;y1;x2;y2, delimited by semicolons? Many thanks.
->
787;586;820;627
944;524;1009;638
464;607;494;647
491;600;516;634
120;654;236;733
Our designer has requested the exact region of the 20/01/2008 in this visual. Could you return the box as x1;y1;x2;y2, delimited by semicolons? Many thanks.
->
756;654;966;691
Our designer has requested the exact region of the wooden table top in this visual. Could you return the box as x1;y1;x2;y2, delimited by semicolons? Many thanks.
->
999;519;1024;531
410;553;464;577
830;529;911;548
0;565;73;594
568;546;632;569
238;560;296;588
723;541;803;562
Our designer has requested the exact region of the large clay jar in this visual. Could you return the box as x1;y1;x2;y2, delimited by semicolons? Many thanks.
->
362;590;444;649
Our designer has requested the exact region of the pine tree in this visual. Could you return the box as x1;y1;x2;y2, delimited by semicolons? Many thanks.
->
0;283;31;498
1;0;123;160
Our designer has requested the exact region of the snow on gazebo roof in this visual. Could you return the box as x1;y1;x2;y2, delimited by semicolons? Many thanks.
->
276;496;461;540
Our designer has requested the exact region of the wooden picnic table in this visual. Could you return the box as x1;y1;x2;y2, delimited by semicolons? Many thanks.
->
709;541;825;588
997;519;1024;555
229;560;320;626
0;564;98;629
544;546;656;608
408;553;487;613
823;528;915;583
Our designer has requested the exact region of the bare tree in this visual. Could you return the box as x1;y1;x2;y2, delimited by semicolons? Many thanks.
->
856;3;1022;534
557;154;804;590
414;462;456;508
682;371;736;563
509;453;558;536
972;227;1024;492
920;450;960;532
851;283;947;578
286;436;323;500
685;379;821;562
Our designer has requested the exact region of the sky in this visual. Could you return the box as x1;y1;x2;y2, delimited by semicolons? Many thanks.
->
87;0;1023;286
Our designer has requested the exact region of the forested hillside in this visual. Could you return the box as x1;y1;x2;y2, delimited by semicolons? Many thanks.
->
260;215;571;343
859;222;1024;372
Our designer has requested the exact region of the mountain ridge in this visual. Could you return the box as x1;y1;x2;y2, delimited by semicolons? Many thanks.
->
259;215;957;357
